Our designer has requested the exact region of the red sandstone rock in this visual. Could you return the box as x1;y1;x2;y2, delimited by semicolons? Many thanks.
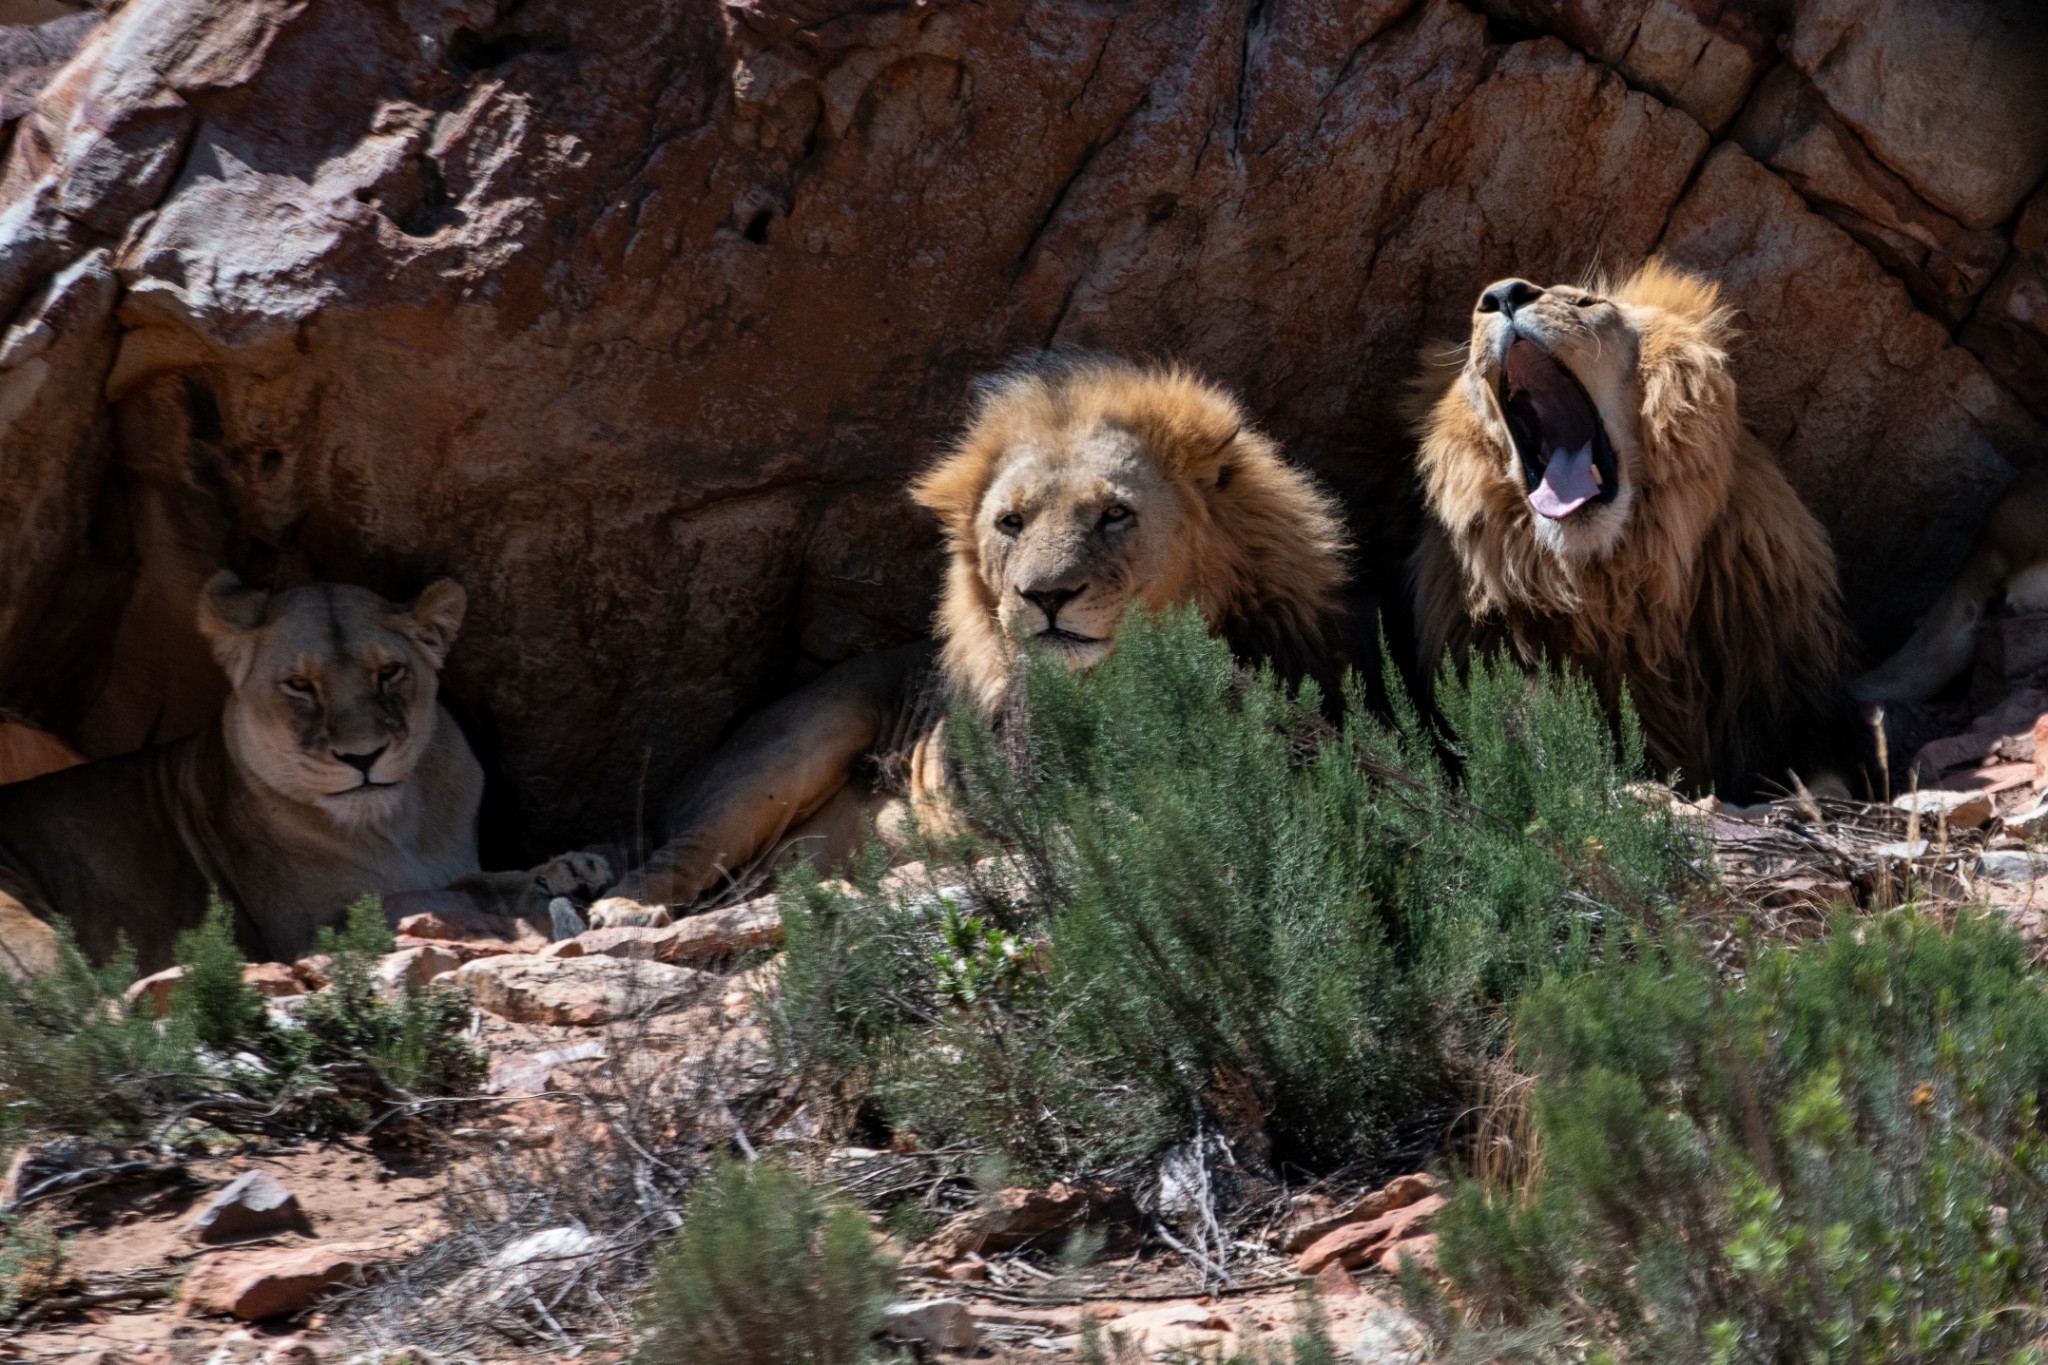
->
393;909;550;947
123;964;183;1018
240;962;302;998
1295;1195;1446;1275
1377;1233;1440;1277
452;954;712;1027
180;1241;398;1320
0;0;2030;850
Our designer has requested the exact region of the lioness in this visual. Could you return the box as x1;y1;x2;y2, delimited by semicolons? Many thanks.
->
1410;261;1865;799
0;574;606;977
606;353;1349;908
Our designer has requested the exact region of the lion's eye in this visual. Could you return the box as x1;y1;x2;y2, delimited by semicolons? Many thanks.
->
1101;505;1132;523
1575;295;1598;308
378;663;407;687
996;512;1024;534
281;677;316;697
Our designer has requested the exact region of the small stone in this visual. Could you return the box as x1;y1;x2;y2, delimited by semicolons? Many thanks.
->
1347;1306;1430;1365
1313;1260;1358;1298
1978;850;2048;886
394;907;551;946
1376;1234;1439;1277
123;965;185;1018
240;963;304;998
548;898;587;941
928;1181;1122;1259
1892;789;1994;830
880;1298;978;1351
180;1241;396;1320
188;1170;313;1244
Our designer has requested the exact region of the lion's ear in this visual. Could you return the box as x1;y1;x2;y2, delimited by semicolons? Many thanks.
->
401;579;467;669
196;570;270;687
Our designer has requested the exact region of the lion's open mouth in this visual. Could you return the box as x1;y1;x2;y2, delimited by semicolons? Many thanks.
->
1500;338;1618;520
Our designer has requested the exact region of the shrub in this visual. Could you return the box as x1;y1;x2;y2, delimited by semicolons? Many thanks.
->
634;1157;896;1365
0;1214;69;1321
0;927;206;1144
1435;909;2048;1365
297;896;483;1101
173;897;269;1054
778;607;1705;1172
1;897;479;1148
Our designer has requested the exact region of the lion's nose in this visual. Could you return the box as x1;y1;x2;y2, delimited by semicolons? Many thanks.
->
1020;585;1085;624
1479;279;1542;317
334;745;387;777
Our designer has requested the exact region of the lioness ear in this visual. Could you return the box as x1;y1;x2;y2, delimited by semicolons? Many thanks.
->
401;579;467;669
196;570;270;687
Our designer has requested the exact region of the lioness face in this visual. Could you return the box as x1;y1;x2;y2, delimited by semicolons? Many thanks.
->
1463;277;1644;561
973;425;1190;671
198;575;467;825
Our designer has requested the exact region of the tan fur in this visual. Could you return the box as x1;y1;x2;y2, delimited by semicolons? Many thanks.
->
913;354;1349;714
1412;261;1855;797
1853;469;2048;703
611;355;1350;908
0;720;82;786
0;575;607;973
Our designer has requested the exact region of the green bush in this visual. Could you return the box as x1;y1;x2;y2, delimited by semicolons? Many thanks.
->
297;896;483;1102
777;607;1705;1172
0;1214;68;1321
634;1157;896;1365
1435;909;2048;1365
173;898;269;1054
0;927;206;1143
1;896;479;1148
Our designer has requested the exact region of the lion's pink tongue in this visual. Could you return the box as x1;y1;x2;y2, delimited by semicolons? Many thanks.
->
1529;443;1599;520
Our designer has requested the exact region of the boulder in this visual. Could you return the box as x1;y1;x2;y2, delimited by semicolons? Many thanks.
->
879;1299;978;1352
573;898;784;965
180;1241;397;1320
452;954;713;1027
187;1170;313;1245
1659;146;2043;650
1731;64;2009;326
1295;1194;1446;1275
0;0;2035;850
240;962;303;998
1376;1233;1440;1277
1961;189;2048;422
1782;0;2048;230
123;964;184;1019
1282;1171;1441;1252
372;944;463;997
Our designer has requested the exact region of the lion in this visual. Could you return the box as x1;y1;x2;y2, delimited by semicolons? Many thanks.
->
1409;260;1864;799
1852;469;2048;704
606;352;1350;908
0;573;608;978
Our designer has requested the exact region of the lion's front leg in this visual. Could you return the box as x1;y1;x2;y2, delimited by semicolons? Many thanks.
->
611;643;933;908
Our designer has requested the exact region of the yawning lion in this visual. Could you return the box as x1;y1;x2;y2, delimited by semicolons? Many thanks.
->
1410;261;1864;798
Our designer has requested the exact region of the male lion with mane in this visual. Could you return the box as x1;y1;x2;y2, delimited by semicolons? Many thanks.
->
605;353;1349;909
1410;261;1863;799
0;574;607;977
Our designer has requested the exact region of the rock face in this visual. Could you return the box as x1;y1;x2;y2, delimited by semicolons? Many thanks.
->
0;0;2039;858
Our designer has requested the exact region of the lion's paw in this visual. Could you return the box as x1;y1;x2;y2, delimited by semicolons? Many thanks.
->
532;851;614;900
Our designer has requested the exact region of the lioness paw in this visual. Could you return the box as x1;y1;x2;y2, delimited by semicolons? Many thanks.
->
533;851;613;900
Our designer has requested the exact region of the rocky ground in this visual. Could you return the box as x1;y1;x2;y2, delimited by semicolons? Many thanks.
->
2;625;2043;1364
